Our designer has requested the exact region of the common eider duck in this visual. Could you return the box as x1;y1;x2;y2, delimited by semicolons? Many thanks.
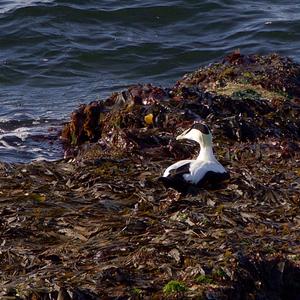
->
160;123;229;192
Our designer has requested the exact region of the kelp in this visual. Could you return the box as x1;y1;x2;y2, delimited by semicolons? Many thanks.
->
1;53;300;299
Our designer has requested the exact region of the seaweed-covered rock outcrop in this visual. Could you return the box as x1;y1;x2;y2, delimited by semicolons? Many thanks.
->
61;52;300;156
1;53;300;299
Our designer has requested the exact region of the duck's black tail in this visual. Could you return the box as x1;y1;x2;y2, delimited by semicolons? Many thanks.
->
158;176;189;193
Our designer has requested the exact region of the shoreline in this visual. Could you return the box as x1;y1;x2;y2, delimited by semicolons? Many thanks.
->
1;52;300;299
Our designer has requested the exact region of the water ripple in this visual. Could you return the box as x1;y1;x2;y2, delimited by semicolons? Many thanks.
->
0;0;300;162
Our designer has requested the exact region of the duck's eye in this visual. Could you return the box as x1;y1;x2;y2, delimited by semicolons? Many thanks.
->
202;125;209;134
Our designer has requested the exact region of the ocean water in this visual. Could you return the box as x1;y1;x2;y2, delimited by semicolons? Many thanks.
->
1;0;300;162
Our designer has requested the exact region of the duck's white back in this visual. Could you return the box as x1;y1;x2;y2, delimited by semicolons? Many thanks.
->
184;160;227;184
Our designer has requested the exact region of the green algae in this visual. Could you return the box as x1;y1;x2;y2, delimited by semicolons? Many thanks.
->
163;280;188;294
195;275;214;285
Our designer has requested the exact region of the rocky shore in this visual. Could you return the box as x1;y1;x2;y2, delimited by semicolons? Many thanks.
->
1;52;300;299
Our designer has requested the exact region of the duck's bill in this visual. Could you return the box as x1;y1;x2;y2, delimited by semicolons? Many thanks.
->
176;129;190;140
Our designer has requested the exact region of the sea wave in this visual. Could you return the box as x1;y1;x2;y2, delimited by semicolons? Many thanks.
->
0;0;300;162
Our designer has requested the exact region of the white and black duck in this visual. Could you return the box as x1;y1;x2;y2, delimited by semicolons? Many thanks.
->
160;123;229;192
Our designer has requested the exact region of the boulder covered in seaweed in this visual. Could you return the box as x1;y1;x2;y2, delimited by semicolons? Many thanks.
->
174;51;300;97
61;53;300;159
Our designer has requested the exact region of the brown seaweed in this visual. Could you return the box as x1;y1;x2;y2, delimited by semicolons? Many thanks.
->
1;53;300;299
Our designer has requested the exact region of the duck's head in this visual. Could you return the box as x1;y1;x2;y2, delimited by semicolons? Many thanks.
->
176;123;212;147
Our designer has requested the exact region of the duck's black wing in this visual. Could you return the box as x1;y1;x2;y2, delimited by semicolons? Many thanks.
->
197;170;230;187
159;163;191;192
159;163;230;193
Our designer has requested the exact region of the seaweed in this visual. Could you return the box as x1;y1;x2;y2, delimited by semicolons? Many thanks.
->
1;53;300;299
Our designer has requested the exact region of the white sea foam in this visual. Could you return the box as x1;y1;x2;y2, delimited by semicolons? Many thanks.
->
0;140;16;149
0;120;63;163
0;0;53;14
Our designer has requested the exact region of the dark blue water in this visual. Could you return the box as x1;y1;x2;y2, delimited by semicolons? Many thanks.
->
1;0;300;162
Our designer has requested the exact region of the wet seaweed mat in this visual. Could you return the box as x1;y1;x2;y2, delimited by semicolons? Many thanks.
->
1;53;300;299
